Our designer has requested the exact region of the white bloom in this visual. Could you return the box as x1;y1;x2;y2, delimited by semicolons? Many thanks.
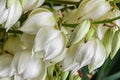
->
33;27;66;61
88;39;106;73
0;0;22;31
62;39;106;73
0;54;13;77
10;50;46;80
20;8;56;34
22;0;45;11
71;0;111;23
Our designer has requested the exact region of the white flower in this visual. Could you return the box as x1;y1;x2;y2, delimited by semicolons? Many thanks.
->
22;0;45;11
0;54;13;77
10;50;46;80
88;39;106;73
71;0;111;23
0;0;22;31
62;39;106;73
20;8;56;34
33;27;66;61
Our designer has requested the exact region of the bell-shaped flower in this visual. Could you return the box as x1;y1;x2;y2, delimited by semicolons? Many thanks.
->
102;29;114;58
10;50;46;80
3;35;24;55
0;54;13;77
88;39;106;73
110;30;120;59
61;40;96;72
33;27;66;61
20;8;56;34
73;0;111;23
6;0;22;31
67;20;90;47
21;0;45;11
20;33;35;49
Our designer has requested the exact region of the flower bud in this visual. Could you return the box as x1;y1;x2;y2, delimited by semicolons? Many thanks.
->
60;71;69;80
67;20;90;47
74;0;111;23
102;29;114;58
110;30;120;59
20;8;56;34
85;28;95;42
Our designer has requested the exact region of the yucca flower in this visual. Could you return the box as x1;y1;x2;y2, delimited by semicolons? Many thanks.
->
10;50;46;80
32;27;66;61
20;8;56;34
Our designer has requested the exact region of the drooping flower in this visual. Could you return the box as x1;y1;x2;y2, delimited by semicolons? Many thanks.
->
32;27;66;61
0;0;22;31
20;8;56;34
10;50;46;80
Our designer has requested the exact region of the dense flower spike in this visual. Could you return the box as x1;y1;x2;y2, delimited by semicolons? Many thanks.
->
0;0;120;80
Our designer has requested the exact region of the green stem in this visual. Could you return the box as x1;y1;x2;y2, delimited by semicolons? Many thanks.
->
93;16;120;24
62;16;120;28
0;28;23;34
45;0;82;5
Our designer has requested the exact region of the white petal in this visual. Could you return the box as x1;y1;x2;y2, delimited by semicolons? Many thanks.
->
61;45;79;71
0;9;9;24
20;11;56;34
5;0;22;31
33;28;66;60
88;39;106;73
75;39;96;68
0;54;13;77
0;0;6;18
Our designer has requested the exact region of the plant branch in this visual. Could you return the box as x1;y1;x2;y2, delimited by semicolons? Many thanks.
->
0;28;23;34
62;16;120;28
45;0;82;5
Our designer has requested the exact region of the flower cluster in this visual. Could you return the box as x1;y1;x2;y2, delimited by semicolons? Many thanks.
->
0;0;120;80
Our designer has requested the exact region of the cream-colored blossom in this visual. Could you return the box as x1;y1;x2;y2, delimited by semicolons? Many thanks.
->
20;8;56;34
33;27;66;61
10;50;46;80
